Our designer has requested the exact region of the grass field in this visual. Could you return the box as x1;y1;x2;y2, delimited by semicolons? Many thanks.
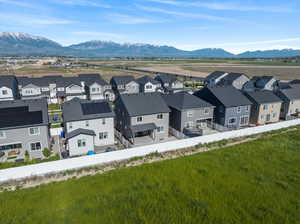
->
0;129;300;223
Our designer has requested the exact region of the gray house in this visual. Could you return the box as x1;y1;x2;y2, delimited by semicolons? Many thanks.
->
162;92;215;136
114;93;170;145
0;99;50;161
155;74;186;93
194;86;252;129
276;87;300;120
110;75;139;95
62;98;115;156
56;77;86;102
78;73;115;101
0;75;19;101
204;71;249;89
243;76;278;92
245;91;282;125
136;76;163;93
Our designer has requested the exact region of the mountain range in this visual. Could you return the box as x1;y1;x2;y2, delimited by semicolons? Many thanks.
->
1;32;300;58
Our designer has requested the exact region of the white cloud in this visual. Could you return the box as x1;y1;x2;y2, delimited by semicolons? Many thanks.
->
108;13;166;24
144;0;293;13
72;31;126;39
0;13;74;25
137;5;235;21
56;0;111;8
0;0;36;8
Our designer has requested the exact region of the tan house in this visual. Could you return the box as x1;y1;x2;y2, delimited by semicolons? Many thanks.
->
276;86;300;120
245;91;282;125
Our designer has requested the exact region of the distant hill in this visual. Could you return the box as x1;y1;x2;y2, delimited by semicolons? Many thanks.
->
1;32;300;58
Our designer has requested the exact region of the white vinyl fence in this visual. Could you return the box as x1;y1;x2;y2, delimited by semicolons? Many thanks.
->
1;119;300;183
50;127;63;136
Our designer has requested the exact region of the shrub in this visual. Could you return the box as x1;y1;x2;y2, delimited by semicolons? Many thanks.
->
43;148;51;158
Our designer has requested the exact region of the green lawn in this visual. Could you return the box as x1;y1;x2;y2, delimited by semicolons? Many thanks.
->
0;130;300;223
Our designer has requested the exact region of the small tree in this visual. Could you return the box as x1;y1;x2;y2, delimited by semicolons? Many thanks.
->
43;148;51;158
25;150;30;161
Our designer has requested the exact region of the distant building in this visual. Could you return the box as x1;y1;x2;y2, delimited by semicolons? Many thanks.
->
0;99;50;161
136;76;163;93
0;75;18;101
155;74;186;93
110;75;139;95
276;87;300;119
62;98;115;156
243;76;278;92
204;71;249;89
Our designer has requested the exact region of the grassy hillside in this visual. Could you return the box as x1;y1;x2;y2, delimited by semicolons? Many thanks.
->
0;130;300;223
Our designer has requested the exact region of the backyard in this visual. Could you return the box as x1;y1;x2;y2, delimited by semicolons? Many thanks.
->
0;129;299;223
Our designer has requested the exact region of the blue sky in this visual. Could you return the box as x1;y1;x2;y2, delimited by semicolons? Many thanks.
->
0;0;300;53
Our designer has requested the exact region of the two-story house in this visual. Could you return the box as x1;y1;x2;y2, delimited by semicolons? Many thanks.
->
245;91;282;125
204;71;249;90
56;77;86;102
194;86;252;129
276;87;300;120
114;93;170;145
0;75;19;101
17;77;46;100
243;76;278;92
155;74;185;93
62;98;115;156
78;73;115;101
0;99;50;161
110;75;139;95
162;92;215;136
136;76;163;93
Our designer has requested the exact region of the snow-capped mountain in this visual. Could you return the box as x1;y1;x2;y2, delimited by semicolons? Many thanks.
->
0;32;300;58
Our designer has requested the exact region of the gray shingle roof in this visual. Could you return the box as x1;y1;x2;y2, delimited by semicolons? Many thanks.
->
195;86;252;107
220;73;248;84
162;92;213;111
62;98;114;122
278;87;300;100
130;123;157;133
78;73;109;86
245;91;282;104
66;128;96;139
136;76;159;85
119;93;171;116
111;75;135;85
155;74;177;84
0;75;16;89
0;98;48;130
205;71;227;80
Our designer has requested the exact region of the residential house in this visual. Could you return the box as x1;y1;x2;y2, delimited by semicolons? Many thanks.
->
56;77;86;102
194;86;252;129
0;75;19;101
114;93;170;145
62;98;115;156
244;91;282;125
155;74;186;93
162;92;215;136
243;76;278;92
204;71;249;89
110;75;139;95
78;74;115;101
136;76;163;93
276;87;300;119
0;99;50;161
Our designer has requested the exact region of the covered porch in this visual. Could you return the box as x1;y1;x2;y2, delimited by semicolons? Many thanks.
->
129;123;157;145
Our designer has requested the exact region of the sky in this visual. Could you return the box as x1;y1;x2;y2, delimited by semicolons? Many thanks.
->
0;0;300;53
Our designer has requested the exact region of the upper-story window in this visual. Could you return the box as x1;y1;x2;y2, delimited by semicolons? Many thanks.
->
92;88;100;93
29;127;40;136
245;105;250;112
2;90;8;95
204;108;210;114
69;122;73;130
102;118;106;125
0;130;6;139
137;117;143;122
145;85;152;89
85;120;89;127
25;89;33;94
237;106;241;113
77;139;86;147
187;111;193;117
157;114;163;119
263;104;268;110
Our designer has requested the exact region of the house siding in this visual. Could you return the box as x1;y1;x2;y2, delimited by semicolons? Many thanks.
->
67;134;94;156
223;106;251;128
250;102;281;124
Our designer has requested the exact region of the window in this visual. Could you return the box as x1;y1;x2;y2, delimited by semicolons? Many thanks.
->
99;132;108;140
185;122;194;128
157;126;164;133
0;143;22;151
240;116;249;125
29;127;40;135
146;85;152;89
102;118;106;125
77;139;86;147
245;106;250;112
237;107;241;113
157;114;163;119
187;111;193;117
25;89;33;94
229;118;237;124
0;130;6;139
91;88;96;92
204;108;210;114
69;122;73;130
261;115;265;119
2;90;8;95
263;104;268;110
137;117;143;122
30;142;41;151
85;120;89;127
273;113;277;118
